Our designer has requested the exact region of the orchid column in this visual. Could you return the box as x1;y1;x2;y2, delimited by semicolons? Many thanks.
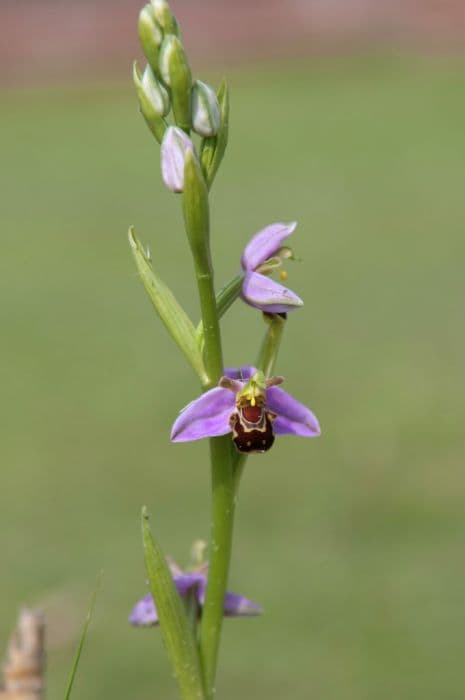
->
129;2;320;699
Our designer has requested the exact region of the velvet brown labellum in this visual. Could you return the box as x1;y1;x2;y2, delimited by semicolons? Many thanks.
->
229;398;276;453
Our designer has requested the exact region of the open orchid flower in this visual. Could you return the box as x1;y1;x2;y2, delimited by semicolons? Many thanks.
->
171;365;320;453
240;222;303;313
130;558;261;626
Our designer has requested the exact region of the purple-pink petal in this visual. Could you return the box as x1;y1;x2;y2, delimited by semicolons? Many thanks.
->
224;366;257;381
161;126;195;193
130;573;206;627
129;593;158;626
170;386;235;442
266;386;321;437
195;581;261;617
223;591;262;617
241;222;297;272
130;567;262;625
173;572;206;596
242;271;303;313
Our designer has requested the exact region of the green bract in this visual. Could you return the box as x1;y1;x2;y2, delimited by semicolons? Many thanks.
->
159;35;192;132
200;80;230;189
182;150;210;268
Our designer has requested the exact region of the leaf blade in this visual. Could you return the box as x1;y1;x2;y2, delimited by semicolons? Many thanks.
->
129;227;208;384
63;574;101;700
142;507;205;700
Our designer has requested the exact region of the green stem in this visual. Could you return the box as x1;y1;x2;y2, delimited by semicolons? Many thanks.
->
182;151;223;387
183;153;235;697
199;436;235;698
192;242;235;698
232;451;246;495
195;273;245;354
216;273;244;319
194;268;235;697
195;264;223;386
256;313;286;378
185;586;201;640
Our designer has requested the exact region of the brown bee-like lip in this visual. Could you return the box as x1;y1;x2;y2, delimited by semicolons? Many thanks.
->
230;407;276;454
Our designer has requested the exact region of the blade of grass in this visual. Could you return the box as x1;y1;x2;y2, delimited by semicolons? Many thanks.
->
63;573;102;700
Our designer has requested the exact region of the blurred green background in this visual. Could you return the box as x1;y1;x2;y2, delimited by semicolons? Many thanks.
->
2;56;465;699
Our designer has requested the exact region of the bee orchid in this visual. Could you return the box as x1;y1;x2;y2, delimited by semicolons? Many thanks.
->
240;222;303;314
130;558;261;626
171;366;320;453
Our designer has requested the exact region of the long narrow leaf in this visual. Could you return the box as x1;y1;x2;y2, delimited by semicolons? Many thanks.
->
142;507;205;700
63;575;101;700
129;227;208;384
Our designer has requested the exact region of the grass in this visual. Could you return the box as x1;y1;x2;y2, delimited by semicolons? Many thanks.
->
1;55;465;699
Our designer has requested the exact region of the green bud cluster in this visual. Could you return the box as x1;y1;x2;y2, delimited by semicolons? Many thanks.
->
131;0;231;389
134;0;227;188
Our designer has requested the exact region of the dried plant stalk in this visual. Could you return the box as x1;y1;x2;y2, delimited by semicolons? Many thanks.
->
0;609;45;700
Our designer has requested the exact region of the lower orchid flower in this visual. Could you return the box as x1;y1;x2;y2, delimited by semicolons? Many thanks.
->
130;558;261;626
171;366;320;453
241;222;303;314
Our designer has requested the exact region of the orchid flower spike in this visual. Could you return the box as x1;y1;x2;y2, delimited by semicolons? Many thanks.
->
171;366;320;453
130;557;261;625
240;222;303;313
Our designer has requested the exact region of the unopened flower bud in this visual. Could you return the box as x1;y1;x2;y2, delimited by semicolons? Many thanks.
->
161;126;196;193
138;4;163;73
191;80;220;137
159;35;192;131
150;0;179;35
133;62;169;143
136;63;169;115
158;35;189;88
200;79;229;188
